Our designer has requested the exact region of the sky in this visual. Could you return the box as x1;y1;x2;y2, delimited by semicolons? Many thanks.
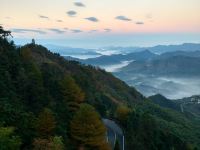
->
1;0;200;48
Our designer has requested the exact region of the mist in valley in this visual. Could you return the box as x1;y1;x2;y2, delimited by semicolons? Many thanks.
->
100;60;133;72
116;74;200;99
62;49;200;99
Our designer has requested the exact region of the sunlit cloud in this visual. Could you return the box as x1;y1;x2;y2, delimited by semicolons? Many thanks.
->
67;10;77;17
135;21;144;25
12;28;47;34
85;17;99;22
71;29;83;33
2;0;199;47
74;2;85;7
89;30;98;33
39;15;49;19
48;28;65;34
115;16;132;21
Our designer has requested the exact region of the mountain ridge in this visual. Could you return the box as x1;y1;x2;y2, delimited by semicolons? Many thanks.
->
119;55;200;76
1;36;200;149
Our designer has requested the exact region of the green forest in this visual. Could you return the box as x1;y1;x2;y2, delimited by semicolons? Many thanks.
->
0;27;200;150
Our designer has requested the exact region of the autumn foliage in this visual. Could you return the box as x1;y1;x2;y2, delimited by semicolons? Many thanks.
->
36;108;56;138
70;104;109;149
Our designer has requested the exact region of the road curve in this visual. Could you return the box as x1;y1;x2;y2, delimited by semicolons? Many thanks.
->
103;118;124;150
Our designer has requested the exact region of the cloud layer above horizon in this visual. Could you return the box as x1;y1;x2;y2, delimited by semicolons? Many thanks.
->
1;0;200;45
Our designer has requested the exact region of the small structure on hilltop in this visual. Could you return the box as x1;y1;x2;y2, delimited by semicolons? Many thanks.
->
31;39;35;45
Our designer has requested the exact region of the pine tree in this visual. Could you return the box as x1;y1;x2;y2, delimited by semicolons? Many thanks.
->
60;75;85;112
115;105;131;123
36;108;56;138
70;104;107;149
0;26;12;38
52;136;65;150
33;136;64;150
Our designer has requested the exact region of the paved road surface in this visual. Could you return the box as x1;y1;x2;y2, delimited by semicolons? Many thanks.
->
103;119;124;150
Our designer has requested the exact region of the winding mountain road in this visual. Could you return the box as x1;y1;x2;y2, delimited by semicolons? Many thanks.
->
103;119;124;150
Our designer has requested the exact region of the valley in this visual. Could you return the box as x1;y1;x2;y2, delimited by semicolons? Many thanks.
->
62;44;200;99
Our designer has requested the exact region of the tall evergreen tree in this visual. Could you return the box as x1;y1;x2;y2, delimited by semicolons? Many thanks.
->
36;108;56;138
115;105;131;123
70;104;108;149
60;75;85;112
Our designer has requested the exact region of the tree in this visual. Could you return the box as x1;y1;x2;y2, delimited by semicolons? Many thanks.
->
115;105;131;123
0;127;21;150
52;136;65;150
0;26;12;38
70;104;107;149
33;138;52;150
99;142;112;150
33;136;64;150
36;108;56;138
60;75;85;112
20;47;32;61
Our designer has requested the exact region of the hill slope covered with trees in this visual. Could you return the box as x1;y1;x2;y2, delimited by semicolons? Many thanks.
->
0;28;200;150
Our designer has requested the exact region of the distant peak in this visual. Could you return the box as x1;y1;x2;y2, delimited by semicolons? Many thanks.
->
149;94;168;100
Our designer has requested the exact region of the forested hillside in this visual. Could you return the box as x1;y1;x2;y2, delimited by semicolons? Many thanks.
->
0;31;200;149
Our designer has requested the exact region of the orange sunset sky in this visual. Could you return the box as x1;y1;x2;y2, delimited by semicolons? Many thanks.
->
1;0;200;47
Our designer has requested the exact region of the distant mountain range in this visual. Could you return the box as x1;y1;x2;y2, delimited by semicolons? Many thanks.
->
77;49;200;77
145;43;200;54
62;43;200;99
104;43;200;54
120;55;200;76
115;51;200;98
45;44;101;59
81;50;156;65
49;43;200;59
159;50;200;58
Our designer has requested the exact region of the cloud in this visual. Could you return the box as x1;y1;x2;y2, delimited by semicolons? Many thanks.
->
89;30;98;33
74;2;85;7
56;20;63;22
85;17;99;22
63;28;68;30
104;28;112;32
12;28;47;34
71;29;83;33
67;11;77;17
48;28;65;34
115;16;132;21
39;15;49;19
135;21;144;25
